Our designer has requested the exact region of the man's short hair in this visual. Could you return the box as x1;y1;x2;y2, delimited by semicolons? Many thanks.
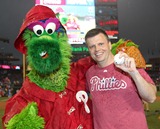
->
85;28;110;42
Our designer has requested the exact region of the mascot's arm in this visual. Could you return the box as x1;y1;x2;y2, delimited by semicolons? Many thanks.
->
5;102;45;129
70;56;95;91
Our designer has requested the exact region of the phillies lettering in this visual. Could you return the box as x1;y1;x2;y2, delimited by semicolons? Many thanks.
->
90;76;127;91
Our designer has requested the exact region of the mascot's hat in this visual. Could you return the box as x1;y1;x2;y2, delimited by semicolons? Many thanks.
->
14;5;62;54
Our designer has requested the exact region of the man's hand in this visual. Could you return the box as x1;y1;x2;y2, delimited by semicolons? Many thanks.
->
114;51;137;74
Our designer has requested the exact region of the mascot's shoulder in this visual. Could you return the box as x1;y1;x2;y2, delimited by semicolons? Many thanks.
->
71;56;95;72
67;56;95;91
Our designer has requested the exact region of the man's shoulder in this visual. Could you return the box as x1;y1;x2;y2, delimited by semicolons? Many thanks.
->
87;64;97;75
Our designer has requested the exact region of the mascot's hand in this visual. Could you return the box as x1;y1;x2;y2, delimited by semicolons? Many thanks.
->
76;91;90;113
5;102;45;129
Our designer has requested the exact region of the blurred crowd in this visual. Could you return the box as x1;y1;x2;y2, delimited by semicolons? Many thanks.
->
0;76;21;98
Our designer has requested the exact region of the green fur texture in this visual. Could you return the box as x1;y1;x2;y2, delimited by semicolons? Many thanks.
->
111;39;138;55
5;102;45;129
23;30;72;92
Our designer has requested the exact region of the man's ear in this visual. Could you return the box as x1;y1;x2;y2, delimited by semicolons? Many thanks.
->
109;41;112;50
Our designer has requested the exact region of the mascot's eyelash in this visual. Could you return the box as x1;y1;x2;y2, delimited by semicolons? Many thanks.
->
27;18;60;31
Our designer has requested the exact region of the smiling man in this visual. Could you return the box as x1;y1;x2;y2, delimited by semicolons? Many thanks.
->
85;28;157;129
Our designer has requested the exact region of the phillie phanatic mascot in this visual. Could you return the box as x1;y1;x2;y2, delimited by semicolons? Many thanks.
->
2;5;95;129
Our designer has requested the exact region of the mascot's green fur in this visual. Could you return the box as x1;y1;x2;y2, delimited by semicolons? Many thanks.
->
5;103;45;129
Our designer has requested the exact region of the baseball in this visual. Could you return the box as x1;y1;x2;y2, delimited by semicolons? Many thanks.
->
114;53;125;65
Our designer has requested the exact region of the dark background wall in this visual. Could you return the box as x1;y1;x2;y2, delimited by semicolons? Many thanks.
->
118;0;160;63
0;0;35;65
0;0;160;65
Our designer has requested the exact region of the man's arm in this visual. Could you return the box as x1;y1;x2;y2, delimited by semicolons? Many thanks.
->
115;52;157;103
129;70;157;103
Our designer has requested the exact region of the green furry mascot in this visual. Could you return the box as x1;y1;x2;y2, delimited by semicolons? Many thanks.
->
2;5;94;129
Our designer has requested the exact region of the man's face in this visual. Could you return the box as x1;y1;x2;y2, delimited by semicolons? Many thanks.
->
86;33;112;67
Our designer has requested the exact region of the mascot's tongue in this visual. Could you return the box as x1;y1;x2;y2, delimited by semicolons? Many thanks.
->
42;53;48;59
40;51;48;59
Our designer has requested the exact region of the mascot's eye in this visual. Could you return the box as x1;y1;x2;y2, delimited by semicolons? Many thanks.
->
33;25;44;36
45;22;56;35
